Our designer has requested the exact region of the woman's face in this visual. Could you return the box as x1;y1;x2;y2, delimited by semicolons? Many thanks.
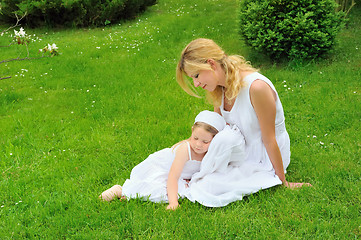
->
189;127;214;154
190;70;218;92
188;59;226;92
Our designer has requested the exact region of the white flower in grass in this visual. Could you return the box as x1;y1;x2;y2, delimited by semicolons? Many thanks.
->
19;27;26;37
14;29;22;37
51;43;58;50
14;27;29;45
40;43;59;56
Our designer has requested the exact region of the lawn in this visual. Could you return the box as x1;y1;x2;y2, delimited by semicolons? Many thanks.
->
0;0;360;239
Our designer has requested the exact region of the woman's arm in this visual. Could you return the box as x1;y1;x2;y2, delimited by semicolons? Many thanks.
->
250;80;311;188
166;143;189;210
214;107;221;114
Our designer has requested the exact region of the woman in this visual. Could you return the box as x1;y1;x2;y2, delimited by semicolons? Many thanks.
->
176;38;311;189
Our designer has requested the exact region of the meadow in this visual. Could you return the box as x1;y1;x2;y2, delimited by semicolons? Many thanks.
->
0;0;360;238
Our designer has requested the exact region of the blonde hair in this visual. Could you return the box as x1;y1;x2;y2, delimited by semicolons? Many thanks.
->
172;121;218;150
176;38;258;107
193;121;218;137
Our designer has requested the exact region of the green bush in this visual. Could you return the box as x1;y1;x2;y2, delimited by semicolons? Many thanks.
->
0;0;157;27
239;0;346;60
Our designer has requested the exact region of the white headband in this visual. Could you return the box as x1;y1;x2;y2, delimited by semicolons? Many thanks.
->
194;110;226;132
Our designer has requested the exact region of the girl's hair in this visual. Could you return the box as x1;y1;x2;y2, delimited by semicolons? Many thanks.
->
193;122;218;137
176;38;258;108
172;121;219;150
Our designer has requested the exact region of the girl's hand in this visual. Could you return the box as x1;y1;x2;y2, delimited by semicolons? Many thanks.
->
166;202;179;210
284;181;312;189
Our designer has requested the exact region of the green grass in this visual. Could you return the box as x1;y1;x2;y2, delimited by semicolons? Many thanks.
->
1;0;360;239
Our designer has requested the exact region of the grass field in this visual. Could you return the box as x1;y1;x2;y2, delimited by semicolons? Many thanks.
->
1;0;360;239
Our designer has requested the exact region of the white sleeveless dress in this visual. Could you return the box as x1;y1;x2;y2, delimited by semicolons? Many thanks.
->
122;141;201;203
220;72;290;172
184;72;290;207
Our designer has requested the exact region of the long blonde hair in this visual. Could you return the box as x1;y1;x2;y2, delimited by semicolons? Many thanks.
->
176;38;258;107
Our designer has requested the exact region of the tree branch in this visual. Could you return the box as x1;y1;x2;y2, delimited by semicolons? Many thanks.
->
0;42;15;48
0;12;28;36
0;56;49;64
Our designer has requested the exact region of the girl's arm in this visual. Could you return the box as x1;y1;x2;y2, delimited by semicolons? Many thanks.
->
166;142;189;210
250;80;311;188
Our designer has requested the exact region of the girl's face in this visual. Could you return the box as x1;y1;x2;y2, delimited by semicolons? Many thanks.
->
189;127;214;154
188;59;226;92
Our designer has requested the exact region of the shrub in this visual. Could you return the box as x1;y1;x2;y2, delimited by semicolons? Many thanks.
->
335;0;356;17
239;0;346;60
0;0;157;27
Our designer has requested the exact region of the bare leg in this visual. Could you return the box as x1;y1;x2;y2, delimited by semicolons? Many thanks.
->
99;185;123;201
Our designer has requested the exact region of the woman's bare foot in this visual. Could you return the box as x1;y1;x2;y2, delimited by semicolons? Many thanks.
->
99;185;123;201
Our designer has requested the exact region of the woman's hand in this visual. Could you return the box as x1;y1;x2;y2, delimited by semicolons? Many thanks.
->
284;181;312;189
166;202;179;210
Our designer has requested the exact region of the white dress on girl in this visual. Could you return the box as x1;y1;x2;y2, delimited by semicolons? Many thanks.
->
185;72;290;207
122;141;200;203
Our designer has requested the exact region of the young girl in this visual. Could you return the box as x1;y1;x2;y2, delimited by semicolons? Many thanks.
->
176;38;312;189
99;110;226;210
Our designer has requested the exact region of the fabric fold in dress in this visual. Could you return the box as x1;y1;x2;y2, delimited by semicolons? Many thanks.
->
185;125;282;207
184;72;288;207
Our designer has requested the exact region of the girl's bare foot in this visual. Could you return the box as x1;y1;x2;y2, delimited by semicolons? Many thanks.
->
99;185;123;201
